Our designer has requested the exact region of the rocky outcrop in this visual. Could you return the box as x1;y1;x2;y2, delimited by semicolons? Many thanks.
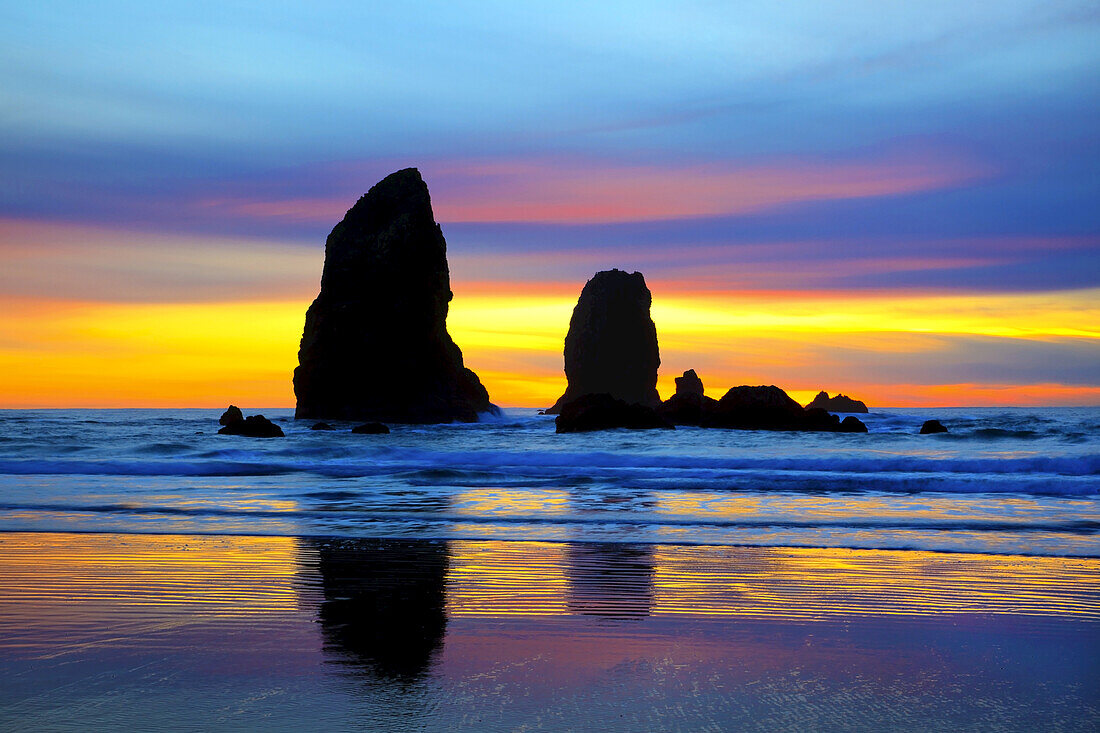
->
840;415;869;433
293;168;495;424
555;394;672;433
546;270;660;414
310;422;336;431
218;413;285;438
806;391;868;413
709;385;809;430
658;369;719;425
654;376;868;433
219;405;243;426
352;422;390;434
675;369;704;397
920;419;948;434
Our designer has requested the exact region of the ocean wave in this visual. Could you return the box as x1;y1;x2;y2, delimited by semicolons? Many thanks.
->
1;450;1098;478
2;500;1096;535
0;450;1097;496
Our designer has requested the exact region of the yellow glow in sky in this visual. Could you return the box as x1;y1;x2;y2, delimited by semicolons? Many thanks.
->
1;284;1098;407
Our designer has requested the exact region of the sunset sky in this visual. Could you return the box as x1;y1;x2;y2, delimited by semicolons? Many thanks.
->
2;1;1098;407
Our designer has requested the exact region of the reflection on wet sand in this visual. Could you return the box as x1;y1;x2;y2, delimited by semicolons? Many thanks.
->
566;543;654;619
306;538;448;681
443;540;1100;622
1;532;1097;731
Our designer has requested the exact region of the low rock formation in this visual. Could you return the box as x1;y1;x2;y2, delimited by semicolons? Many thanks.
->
546;270;660;414
658;369;719;426
555;394;672;433
806;391;868;413
218;414;285;438
293;168;495;424
920;419;949;434
710;385;813;430
659;382;868;433
310;422;336;431
840;415;869;433
352;422;390;434
219;405;243;426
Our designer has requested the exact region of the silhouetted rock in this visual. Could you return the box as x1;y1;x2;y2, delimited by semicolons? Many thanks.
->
718;385;804;414
658;369;719;425
218;414;284;438
806;391;868;413
675;369;704;397
556;393;673;433
310;422;336;431
840;415;869;433
706;386;850;432
294;168;496;424
546;270;660;414
920;419;949;434
352;422;390;434
219;405;243;426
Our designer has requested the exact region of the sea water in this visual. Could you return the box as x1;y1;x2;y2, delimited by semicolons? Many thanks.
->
1;407;1096;556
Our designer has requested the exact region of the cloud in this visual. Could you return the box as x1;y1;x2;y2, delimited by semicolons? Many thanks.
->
0;219;319;303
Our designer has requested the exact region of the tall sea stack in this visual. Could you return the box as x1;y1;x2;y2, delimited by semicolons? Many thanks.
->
547;269;661;413
293;168;494;423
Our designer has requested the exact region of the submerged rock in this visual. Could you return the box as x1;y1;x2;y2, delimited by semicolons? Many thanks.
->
293;168;496;424
840;415;869;433
310;422;336;431
806;391;869;413
920;419;949;434
218;414;284;438
555;393;672;433
219;405;244;426
352;422;390;434
546;270;660;414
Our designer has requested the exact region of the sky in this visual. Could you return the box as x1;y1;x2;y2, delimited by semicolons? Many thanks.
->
1;1;1098;407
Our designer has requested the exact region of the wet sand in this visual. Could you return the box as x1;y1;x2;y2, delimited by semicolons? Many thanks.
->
1;532;1098;731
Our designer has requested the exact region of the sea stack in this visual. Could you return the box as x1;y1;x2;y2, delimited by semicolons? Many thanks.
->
547;269;661;413
293;168;495;423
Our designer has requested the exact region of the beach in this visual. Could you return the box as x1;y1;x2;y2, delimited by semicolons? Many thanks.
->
2;531;1097;731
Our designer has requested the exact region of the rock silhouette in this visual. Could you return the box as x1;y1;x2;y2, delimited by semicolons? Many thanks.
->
310;422;336;431
547;270;660;414
920;419;949;434
218;413;284;438
658;369;719;425
806;391;868;413
840;415;869;433
556;393;672;433
293;168;495;424
352;422;390;434
675;369;704;397
655;378;868;433
218;405;243;426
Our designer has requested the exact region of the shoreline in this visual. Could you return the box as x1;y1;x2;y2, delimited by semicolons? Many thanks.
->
0;525;1099;560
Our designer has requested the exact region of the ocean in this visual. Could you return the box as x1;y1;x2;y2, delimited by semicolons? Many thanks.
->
1;406;1096;556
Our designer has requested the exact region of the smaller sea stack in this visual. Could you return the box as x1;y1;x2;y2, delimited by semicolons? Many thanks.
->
547;269;660;414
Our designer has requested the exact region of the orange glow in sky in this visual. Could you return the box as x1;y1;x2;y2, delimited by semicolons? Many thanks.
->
1;279;1097;407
